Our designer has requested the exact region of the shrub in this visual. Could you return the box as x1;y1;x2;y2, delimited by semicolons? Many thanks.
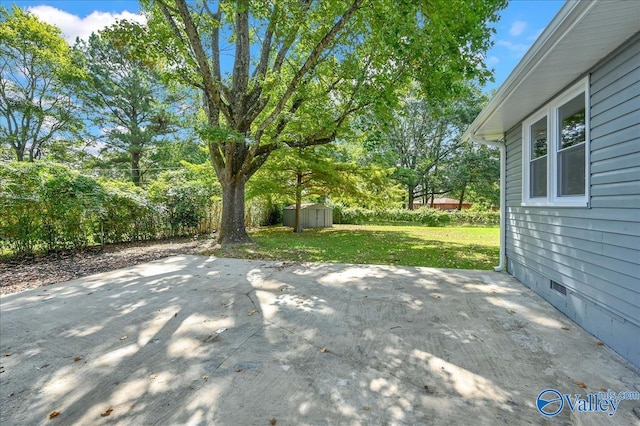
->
448;210;500;226
329;203;496;227
0;161;44;256
99;180;158;243
149;169;217;237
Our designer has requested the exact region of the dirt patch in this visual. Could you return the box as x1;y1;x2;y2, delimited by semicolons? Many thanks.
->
0;237;219;295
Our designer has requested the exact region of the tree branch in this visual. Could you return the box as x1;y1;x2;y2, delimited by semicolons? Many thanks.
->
255;0;362;142
169;0;232;122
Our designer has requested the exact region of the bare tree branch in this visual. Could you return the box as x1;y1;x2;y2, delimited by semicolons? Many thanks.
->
170;0;232;123
255;0;362;142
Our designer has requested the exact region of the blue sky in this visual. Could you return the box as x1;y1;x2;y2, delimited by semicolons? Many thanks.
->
3;0;565;92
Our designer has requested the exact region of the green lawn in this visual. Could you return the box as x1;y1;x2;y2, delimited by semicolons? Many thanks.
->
211;224;499;270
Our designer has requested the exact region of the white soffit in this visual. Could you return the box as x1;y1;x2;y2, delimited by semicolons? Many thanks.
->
469;0;640;141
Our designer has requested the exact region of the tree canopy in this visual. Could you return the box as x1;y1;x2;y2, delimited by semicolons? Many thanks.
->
0;6;84;161
75;31;184;185
122;0;507;244
364;87;491;209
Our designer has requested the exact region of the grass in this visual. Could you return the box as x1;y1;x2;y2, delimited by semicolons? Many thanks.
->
211;224;499;270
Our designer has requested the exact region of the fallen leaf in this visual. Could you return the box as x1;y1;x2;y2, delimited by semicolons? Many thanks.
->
508;309;516;314
270;418;277;425
561;326;570;330
73;356;82;362
576;381;587;389
320;347;327;353
596;341;604;346
100;407;113;417
424;385;430;393
363;406;370;411
235;367;243;373
247;309;257;316
49;411;60;419
600;388;608;392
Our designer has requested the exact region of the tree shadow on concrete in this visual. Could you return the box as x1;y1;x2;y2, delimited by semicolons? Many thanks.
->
0;255;638;425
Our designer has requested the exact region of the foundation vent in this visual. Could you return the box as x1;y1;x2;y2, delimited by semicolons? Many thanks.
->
551;280;567;295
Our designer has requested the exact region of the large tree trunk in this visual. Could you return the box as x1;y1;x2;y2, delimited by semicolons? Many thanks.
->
294;171;303;233
218;176;252;245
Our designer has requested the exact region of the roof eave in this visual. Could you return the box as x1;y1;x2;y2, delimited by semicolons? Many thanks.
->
465;0;594;142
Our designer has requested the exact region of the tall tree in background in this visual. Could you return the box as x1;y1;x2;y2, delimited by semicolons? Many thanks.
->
129;0;505;244
0;7;83;162
366;87;489;209
76;30;181;186
445;142;500;209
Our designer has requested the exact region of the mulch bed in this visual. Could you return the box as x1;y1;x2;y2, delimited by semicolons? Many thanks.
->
0;237;218;295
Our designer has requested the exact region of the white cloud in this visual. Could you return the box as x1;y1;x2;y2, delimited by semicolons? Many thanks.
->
27;5;146;44
509;20;528;37
486;55;500;67
497;40;531;58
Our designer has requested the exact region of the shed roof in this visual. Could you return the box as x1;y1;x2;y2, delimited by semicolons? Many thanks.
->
465;0;640;141
283;203;332;210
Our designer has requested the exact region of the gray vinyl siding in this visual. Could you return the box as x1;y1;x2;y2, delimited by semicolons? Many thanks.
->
503;33;640;367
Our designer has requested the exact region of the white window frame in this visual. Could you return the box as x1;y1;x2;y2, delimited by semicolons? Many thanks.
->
522;77;590;207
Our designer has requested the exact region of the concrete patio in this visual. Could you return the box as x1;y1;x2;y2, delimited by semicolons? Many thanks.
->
1;255;638;425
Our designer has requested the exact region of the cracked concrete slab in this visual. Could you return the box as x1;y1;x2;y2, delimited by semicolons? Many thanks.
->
1;255;639;425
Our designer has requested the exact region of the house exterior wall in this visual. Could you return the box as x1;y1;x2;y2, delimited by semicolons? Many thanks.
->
503;34;640;366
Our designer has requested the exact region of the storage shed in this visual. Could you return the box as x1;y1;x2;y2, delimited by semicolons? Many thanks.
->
283;203;333;229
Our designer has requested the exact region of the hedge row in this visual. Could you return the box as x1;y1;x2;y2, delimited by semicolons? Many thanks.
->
0;162;272;257
331;206;499;226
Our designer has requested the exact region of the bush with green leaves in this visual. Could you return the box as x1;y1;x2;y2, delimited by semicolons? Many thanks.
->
330;203;495;227
448;210;500;226
0;161;46;255
0;162;107;255
148;168;220;237
98;180;159;244
40;165;105;251
0;162;222;257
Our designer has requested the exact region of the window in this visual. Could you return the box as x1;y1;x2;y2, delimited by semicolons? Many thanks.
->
557;94;586;196
529;116;548;198
522;78;589;206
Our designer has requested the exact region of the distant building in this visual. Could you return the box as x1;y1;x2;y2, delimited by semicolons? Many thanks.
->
282;203;333;229
410;198;471;211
